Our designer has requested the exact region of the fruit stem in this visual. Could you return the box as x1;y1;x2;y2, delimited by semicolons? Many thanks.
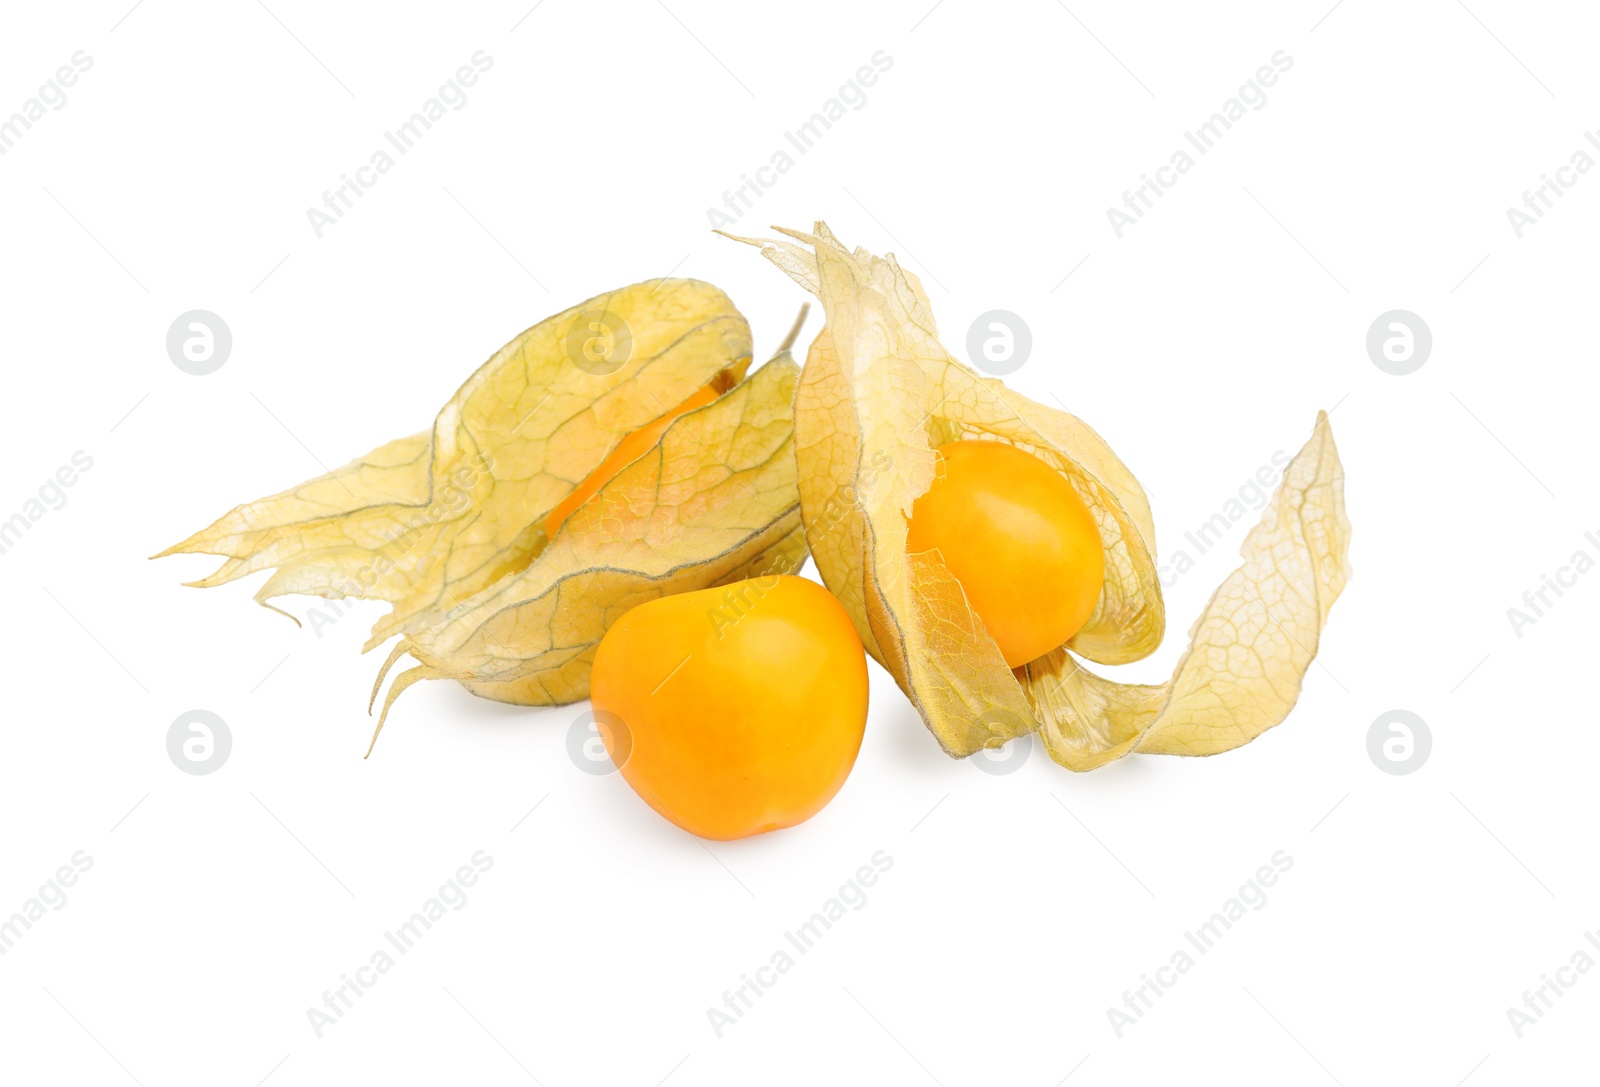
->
774;303;810;357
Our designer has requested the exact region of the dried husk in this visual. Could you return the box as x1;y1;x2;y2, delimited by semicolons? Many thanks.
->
367;355;808;750
158;279;757;647
730;223;1350;769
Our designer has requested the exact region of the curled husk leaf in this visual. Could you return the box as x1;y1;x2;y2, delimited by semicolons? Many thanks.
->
157;280;758;649
367;355;807;751
729;223;1350;770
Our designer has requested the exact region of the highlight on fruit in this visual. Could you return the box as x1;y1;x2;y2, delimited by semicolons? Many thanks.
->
156;220;1350;839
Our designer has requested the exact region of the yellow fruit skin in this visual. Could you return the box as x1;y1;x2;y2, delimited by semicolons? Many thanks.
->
589;575;868;841
906;440;1105;669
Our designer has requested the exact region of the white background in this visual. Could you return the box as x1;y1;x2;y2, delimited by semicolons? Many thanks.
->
1;0;1595;1083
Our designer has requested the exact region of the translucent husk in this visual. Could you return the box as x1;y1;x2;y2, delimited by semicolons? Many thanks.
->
366;353;808;753
729;223;1351;769
158;281;811;753
159;279;759;642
